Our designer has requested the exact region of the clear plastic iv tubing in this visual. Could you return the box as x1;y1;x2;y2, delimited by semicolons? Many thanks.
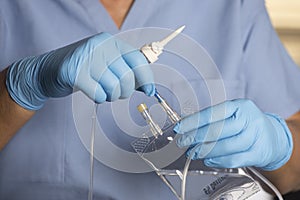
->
88;104;98;200
181;151;192;200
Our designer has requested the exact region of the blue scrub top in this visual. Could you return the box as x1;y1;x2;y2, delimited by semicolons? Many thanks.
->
1;0;300;199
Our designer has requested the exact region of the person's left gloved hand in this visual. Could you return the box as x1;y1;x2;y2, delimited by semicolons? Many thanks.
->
174;99;293;171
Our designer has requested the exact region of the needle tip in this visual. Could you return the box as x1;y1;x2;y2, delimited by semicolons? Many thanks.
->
176;25;185;33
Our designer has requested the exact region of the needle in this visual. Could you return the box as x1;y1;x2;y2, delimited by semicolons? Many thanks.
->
159;25;185;48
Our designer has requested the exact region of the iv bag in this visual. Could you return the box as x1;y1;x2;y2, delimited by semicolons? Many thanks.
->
131;118;262;200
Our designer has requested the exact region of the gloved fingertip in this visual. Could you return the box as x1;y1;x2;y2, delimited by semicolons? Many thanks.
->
177;134;195;148
186;150;198;160
173;123;181;133
94;97;106;104
191;155;198;160
204;159;214;167
186;150;192;158
141;84;156;96
175;137;185;148
94;92;107;104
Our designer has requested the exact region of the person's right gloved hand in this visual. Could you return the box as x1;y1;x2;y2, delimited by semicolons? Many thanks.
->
6;33;155;110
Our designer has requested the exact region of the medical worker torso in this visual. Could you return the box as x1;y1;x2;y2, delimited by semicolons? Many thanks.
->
1;0;300;199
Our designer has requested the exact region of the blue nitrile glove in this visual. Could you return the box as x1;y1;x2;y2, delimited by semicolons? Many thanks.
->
6;33;155;110
174;99;293;171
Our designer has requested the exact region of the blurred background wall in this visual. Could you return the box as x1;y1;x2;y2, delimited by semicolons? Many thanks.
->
266;0;300;66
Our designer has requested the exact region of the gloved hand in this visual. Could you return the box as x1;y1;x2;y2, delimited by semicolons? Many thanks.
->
6;32;155;110
174;99;293;171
